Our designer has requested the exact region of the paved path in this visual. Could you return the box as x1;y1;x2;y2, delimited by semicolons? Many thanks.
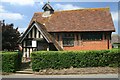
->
2;74;118;78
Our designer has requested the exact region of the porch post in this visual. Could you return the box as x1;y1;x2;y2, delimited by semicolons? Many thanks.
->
59;33;63;48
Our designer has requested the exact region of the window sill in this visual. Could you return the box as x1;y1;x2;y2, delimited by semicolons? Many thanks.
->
63;45;74;47
26;46;32;47
82;39;102;41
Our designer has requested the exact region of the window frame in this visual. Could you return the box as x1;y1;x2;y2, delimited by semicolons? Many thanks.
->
81;32;103;41
62;33;74;46
26;40;32;47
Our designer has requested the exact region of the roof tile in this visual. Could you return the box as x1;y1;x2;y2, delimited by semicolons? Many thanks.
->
30;8;115;32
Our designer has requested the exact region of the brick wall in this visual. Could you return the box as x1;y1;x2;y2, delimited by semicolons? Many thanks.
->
63;40;112;51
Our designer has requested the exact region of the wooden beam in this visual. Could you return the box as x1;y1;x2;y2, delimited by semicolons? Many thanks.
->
78;33;82;46
28;32;31;38
23;41;26;47
47;45;49;51
103;33;105;40
36;29;39;38
59;33;63;48
74;33;77;46
32;27;35;38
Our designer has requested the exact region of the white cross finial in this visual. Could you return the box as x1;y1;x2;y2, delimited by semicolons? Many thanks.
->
47;0;50;3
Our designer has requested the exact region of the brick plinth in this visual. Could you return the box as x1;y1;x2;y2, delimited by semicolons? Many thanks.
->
63;40;112;51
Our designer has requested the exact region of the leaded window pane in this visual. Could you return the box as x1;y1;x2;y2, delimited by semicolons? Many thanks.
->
62;33;74;46
81;33;103;40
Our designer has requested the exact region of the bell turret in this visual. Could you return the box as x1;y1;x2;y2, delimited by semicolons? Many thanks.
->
42;2;54;17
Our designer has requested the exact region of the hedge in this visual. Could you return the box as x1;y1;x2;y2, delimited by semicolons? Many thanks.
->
31;49;120;72
1;51;22;72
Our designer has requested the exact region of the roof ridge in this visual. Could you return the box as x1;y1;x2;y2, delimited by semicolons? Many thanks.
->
54;7;109;12
34;7;110;14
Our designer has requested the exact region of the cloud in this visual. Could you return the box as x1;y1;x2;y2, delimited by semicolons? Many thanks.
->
0;5;6;12
0;5;24;20
111;11;118;21
35;1;44;7
1;0;35;6
0;13;24;20
54;4;84;10
40;2;44;5
18;27;27;33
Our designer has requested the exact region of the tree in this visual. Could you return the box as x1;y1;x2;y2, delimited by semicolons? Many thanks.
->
111;34;120;48
2;20;20;51
111;34;120;43
0;20;3;51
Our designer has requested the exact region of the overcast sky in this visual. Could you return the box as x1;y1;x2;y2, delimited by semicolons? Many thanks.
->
0;0;119;34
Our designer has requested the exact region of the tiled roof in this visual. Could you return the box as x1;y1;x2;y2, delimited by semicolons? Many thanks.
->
30;8;115;32
36;22;63;50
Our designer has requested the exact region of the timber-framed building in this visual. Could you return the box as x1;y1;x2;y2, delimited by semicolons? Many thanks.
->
18;3;115;59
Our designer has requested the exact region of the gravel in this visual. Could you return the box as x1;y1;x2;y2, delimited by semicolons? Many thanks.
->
34;67;118;75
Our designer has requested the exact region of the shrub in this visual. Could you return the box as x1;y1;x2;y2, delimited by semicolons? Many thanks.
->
31;49;120;72
2;51;22;72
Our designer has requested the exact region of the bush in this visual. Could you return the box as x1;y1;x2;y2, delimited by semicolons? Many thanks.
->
2;51;22;72
31;49;120;72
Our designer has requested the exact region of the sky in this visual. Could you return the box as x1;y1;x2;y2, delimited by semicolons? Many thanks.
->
0;0;119;35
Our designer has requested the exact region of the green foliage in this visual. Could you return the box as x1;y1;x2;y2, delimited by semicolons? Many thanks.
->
2;20;20;51
31;49;120;72
2;51;22;72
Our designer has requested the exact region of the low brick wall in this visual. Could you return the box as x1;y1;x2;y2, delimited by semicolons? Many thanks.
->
64;40;112;50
